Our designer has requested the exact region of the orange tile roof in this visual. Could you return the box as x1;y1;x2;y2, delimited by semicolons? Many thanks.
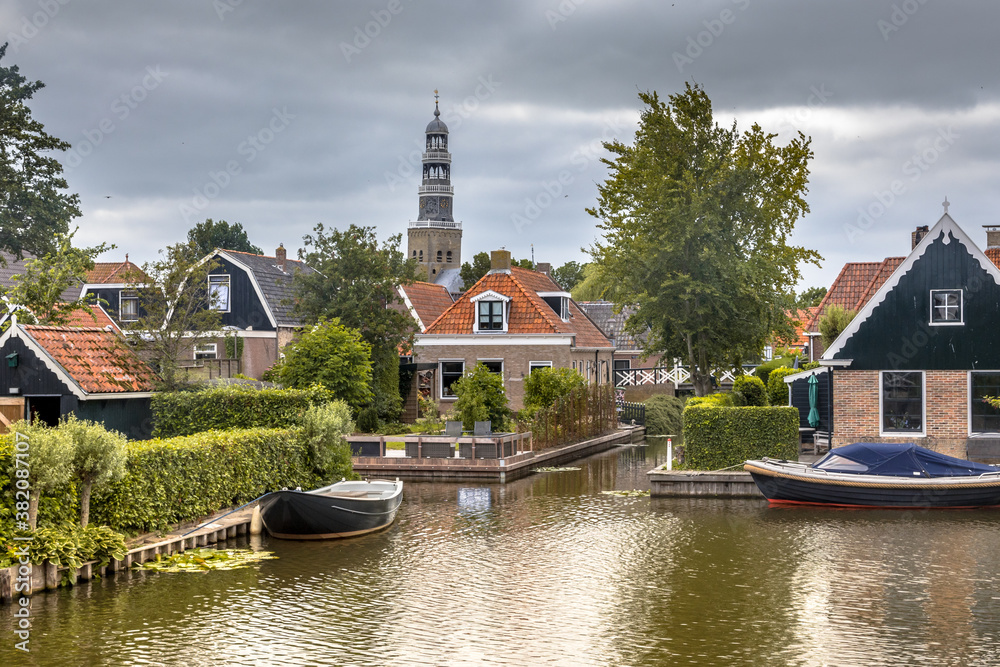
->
62;305;120;332
987;247;1000;270
86;261;149;284
806;258;903;331
23;325;157;394
425;267;612;348
400;282;454;331
785;307;818;348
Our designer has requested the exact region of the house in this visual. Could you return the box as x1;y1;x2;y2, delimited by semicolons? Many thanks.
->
412;250;614;411
395;281;455;333
78;257;150;328
576;300;665;382
820;209;1000;460
0;315;158;438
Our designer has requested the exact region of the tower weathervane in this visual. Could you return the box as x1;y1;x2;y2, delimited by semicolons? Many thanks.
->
942;196;950;214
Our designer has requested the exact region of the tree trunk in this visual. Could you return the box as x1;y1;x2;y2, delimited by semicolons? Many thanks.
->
28;495;39;531
80;480;93;528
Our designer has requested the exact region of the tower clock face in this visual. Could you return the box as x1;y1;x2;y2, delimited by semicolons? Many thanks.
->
419;197;428;209
440;198;450;209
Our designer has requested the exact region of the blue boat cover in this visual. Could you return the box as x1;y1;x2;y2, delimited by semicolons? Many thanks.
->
812;442;998;477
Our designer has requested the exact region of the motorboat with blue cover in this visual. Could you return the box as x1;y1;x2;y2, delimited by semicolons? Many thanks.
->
745;443;1000;508
258;479;403;539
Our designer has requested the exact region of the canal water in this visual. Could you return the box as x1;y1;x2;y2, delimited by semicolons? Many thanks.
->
5;438;1000;666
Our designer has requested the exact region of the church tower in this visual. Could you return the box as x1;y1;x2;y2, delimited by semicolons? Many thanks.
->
407;91;462;282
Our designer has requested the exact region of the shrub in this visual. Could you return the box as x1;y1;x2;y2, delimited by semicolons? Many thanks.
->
23;525;126;572
152;384;334;437
645;394;685;436
523;367;587;415
766;367;801;406
682;406;799;469
275;317;374;410
355;406;379;433
452;363;512;432
819;305;855;348
732;375;767;406
61;415;128;528
686;392;733;408
10;420;74;529
300;401;357;482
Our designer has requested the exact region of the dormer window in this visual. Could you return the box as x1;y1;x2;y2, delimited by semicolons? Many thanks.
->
470;290;511;333
538;291;571;322
208;274;231;312
930;289;962;325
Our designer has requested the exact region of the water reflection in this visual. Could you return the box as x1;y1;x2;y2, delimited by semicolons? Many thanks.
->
4;439;1000;666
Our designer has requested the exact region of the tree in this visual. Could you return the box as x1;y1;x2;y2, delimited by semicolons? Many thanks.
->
523;367;587;415
3;229;112;325
451;363;511;431
0;44;81;259
276;318;374;411
187;218;263;256
128;242;222;390
12;419;74;529
61;415;127;528
460;251;492;290
299;401;358;481
796;286;827;309
819;305;855;348
293;224;417;421
588;84;820;395
551;261;585;291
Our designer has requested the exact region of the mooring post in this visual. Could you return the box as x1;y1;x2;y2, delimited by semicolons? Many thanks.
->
667;437;673;471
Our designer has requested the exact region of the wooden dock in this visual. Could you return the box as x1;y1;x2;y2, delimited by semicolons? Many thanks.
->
648;469;764;498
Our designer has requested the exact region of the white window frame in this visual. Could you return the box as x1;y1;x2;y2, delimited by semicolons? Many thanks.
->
969;370;1000;436
929;289;963;326
194;343;218;360
208;274;231;313
470;290;511;333
529;361;553;375
879;370;926;437
439;359;465;401
119;291;139;322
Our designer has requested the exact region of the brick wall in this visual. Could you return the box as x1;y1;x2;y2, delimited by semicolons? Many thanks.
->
832;369;969;458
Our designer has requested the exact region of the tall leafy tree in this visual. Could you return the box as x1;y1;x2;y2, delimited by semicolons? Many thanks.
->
796;286;827;309
294;224;417;421
128;242;222;390
187;218;263;256
0;44;80;258
276;318;373;411
551;261;585;291
460;251;492;290
588;84;820;395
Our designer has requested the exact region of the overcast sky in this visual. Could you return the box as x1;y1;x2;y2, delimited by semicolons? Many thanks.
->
4;0;998;291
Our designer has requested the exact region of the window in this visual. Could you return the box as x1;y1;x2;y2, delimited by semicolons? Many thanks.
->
440;361;465;399
208;275;231;312
479;360;503;375
120;292;138;322
881;371;924;434
436;250;442;263
478;301;504;331
446;251;453;264
613;359;631;370
971;372;1000;434
419;250;423;261
194;344;217;360
930;289;963;324
529;361;552;374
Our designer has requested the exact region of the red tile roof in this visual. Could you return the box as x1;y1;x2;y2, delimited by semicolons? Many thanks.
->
786;307;818;348
806;257;904;331
987;247;1000;270
23;325;157;394
399;282;454;331
62;305;121;332
86;261;149;284
425;267;612;348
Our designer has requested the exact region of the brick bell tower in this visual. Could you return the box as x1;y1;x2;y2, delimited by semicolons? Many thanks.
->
407;91;462;281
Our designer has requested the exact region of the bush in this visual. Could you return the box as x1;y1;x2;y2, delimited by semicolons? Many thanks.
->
452;363;512;432
766;367;801;406
523;367;587;415
300;401;357;482
682;406;799;469
24;525;127;571
355;406;379;433
686;392;733;408
61;415;128;528
645;394;685;436
819;305;855;348
732;375;767;406
152;384;335;437
91;428;319;532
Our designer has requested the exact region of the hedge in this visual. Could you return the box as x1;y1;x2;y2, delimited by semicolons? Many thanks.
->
152;384;334;437
90;428;319;532
766;367;802;406
682;406;799;469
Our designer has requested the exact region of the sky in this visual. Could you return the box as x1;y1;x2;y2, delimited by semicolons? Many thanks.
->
4;0;999;292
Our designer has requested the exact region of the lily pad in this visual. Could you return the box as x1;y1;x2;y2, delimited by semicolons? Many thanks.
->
534;466;581;473
601;489;650;498
135;548;278;573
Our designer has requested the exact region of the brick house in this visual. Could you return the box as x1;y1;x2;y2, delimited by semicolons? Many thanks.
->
412;250;614;411
820;210;1000;460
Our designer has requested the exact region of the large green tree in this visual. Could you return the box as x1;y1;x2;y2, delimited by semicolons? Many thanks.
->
187;218;263;256
128;242;222;390
551;261;585;291
0;44;80;259
588;84;820;395
276;318;373;411
293;224;417;421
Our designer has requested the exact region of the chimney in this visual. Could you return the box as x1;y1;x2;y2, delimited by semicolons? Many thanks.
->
536;262;552;276
985;225;1000;250
489;249;512;273
911;225;929;249
276;243;287;271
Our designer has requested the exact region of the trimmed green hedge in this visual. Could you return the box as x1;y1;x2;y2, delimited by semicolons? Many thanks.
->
152;384;334;437
91;428;319;532
682;406;799;469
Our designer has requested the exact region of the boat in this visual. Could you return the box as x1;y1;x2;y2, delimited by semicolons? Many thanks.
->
258;479;403;539
744;442;1000;508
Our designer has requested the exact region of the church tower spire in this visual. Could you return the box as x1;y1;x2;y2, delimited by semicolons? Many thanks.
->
408;91;462;283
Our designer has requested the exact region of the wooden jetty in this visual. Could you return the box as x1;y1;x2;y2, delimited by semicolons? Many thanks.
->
647;469;764;498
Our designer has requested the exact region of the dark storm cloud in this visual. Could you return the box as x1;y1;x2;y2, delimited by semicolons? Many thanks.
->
4;0;1000;288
